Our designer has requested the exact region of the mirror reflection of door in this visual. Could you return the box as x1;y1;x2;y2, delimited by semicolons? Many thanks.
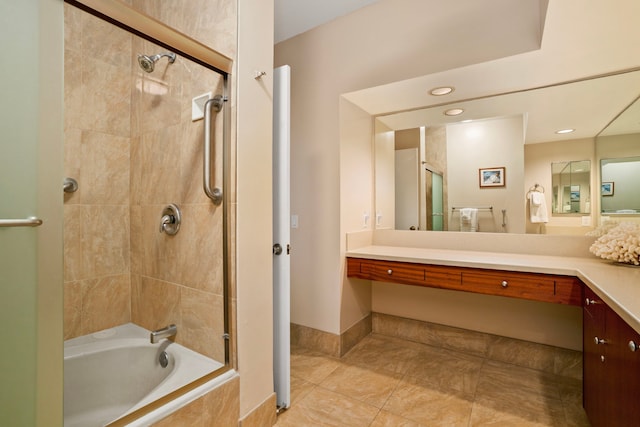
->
395;148;419;230
430;172;444;231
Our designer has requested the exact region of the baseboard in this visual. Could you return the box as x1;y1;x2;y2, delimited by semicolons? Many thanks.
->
239;392;277;427
290;314;372;357
373;312;582;380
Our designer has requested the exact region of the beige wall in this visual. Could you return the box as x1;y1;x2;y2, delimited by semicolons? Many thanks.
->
236;0;276;418
276;0;545;335
447;116;525;233
275;0;640;341
339;99;373;332
525;138;596;234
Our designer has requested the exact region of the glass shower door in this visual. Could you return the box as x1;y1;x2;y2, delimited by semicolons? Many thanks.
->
1;1;63;424
431;172;444;231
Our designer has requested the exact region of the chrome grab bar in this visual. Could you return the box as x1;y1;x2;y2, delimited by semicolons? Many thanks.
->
0;217;43;228
203;95;225;204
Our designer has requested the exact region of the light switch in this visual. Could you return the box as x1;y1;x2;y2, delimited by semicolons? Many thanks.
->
291;215;298;229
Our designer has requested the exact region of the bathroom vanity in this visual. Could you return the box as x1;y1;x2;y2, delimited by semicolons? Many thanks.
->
346;245;640;427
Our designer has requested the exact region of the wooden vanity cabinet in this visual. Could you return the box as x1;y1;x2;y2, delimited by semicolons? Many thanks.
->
346;258;462;289
583;286;640;427
346;257;582;306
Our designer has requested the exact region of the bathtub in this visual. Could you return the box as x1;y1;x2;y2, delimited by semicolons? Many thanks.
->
64;323;235;426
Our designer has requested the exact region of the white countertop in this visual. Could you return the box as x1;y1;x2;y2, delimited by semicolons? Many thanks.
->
346;245;640;334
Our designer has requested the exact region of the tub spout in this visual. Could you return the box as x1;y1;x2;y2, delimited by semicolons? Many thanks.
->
150;324;177;344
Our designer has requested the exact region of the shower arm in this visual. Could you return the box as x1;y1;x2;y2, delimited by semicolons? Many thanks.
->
203;95;225;204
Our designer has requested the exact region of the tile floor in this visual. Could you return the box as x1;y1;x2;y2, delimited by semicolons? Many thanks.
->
275;333;591;427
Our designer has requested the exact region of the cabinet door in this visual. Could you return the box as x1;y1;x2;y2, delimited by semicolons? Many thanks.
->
605;308;640;425
583;287;606;427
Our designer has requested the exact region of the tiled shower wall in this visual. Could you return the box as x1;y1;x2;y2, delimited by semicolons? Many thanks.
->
63;1;237;364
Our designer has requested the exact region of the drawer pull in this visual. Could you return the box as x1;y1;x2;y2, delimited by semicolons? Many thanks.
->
629;341;639;352
594;336;607;345
387;269;393;275
501;280;508;288
585;298;601;306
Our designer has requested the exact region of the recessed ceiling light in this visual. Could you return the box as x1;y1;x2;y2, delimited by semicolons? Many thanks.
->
430;86;454;96
461;119;473;123
444;108;464;116
555;128;575;134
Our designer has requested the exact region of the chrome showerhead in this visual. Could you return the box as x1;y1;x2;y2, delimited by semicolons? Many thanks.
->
137;52;176;73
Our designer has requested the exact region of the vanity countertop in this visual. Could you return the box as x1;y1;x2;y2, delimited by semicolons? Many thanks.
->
346;245;640;334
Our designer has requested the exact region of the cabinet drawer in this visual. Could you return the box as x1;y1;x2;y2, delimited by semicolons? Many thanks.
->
346;257;375;279
554;276;583;306
461;270;555;302
371;261;425;286
347;258;462;288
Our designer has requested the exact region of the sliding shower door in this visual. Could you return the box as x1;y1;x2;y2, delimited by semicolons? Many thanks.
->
63;0;230;395
1;1;64;424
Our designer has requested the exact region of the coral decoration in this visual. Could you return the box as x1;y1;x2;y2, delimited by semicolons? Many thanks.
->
589;222;640;266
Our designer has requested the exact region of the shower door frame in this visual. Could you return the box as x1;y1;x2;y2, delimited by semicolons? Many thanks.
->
64;0;235;424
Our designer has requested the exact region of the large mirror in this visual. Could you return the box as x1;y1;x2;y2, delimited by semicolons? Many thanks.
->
596;96;640;216
551;160;591;214
374;70;640;234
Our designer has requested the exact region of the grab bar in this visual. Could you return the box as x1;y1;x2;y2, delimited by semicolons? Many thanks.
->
0;217;43;228
203;95;225;204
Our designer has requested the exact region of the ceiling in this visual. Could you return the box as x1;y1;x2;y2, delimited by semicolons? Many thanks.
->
274;0;380;44
274;1;640;143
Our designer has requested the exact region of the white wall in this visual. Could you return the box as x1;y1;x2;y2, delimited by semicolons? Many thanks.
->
447;116;525;233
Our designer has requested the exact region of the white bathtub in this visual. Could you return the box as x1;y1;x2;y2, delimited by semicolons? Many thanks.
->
64;323;234;426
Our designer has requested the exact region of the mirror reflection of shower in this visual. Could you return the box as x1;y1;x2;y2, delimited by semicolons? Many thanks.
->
137;52;176;73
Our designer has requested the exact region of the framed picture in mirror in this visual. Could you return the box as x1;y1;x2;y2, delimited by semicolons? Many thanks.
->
479;167;506;188
602;182;614;196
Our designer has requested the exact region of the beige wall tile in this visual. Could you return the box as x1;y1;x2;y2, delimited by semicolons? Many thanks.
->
63;49;82;131
181;288;225;361
239;393;276;427
63;281;82;340
80;57;131;137
80;130;130;205
81;205;130;278
63;128;82;204
81;12;131;69
63;205;82;281
131;275;181;332
81;274;131;335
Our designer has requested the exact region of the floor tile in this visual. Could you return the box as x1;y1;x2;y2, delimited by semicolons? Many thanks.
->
274;387;379;427
290;346;342;385
369;410;426;427
276;333;589;427
382;375;474;426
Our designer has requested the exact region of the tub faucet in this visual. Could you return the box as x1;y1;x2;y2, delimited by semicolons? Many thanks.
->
150;324;177;344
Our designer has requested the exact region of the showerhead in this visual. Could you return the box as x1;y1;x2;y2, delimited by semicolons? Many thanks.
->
137;52;176;73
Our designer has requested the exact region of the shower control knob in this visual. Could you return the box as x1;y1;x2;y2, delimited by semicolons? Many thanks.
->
159;204;181;235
